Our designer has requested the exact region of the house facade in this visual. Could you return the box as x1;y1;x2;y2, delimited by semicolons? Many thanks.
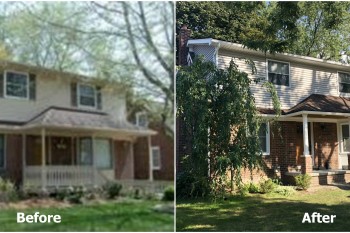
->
178;26;350;185
0;60;160;190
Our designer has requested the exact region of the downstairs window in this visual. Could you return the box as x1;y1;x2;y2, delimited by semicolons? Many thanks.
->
258;122;270;155
0;135;4;168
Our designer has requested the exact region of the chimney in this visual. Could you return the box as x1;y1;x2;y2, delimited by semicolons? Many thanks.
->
178;25;191;66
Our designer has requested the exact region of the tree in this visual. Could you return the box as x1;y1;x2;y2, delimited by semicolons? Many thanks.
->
0;2;174;135
177;1;350;59
177;58;273;198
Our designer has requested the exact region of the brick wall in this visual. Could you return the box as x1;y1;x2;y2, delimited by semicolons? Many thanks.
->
4;134;23;186
134;137;150;180
150;123;174;181
313;122;338;170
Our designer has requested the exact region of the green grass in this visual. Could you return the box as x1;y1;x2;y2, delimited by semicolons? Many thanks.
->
177;187;350;231
0;201;174;231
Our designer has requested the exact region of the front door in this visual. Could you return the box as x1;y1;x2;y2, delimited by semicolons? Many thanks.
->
295;122;312;165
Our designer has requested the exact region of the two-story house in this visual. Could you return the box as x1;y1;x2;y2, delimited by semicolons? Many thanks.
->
0;60;160;191
178;26;350;185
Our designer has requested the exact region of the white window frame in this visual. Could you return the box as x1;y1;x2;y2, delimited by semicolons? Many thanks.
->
260;122;270;156
0;134;6;169
136;112;148;127
340;123;350;153
77;83;97;109
337;71;350;95
4;70;29;100
151;146;161;170
266;59;291;87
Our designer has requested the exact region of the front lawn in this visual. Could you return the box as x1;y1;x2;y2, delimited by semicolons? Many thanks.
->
0;200;174;231
177;186;350;231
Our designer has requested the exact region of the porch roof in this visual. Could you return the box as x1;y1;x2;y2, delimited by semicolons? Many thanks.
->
259;94;350;118
1;107;156;136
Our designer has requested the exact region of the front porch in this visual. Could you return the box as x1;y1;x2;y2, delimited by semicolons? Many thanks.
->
21;127;151;190
285;170;350;186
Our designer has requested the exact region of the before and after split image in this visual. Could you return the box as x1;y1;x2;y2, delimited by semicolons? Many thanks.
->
1;1;350;232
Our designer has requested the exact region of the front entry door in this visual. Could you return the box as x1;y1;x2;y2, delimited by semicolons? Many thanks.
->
295;122;312;165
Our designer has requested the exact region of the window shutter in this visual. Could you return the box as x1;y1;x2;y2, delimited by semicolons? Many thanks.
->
0;72;3;98
29;73;36;100
71;83;77;107
97;86;102;110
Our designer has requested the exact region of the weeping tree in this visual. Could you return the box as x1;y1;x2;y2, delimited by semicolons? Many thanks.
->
177;58;280;198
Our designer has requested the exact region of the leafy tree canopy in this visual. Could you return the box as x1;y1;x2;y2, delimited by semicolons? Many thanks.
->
177;1;350;59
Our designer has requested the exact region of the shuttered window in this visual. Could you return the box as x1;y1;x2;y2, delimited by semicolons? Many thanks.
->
268;60;290;86
5;71;29;99
339;72;350;93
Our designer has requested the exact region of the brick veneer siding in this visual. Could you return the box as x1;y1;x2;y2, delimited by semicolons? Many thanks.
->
240;121;340;184
150;123;174;181
3;134;23;186
134;137;150;179
313;122;338;170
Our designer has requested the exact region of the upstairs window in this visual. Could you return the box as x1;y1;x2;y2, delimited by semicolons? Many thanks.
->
339;72;350;93
267;60;290;86
136;112;148;127
5;71;29;99
78;84;96;108
151;146;161;170
258;122;270;155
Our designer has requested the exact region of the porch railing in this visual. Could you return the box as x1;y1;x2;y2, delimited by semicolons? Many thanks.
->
24;165;94;188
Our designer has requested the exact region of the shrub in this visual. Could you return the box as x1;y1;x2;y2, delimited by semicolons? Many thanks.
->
163;186;174;201
273;186;296;196
238;184;249;196
247;183;260;193
259;178;276;194
103;182;122;199
0;178;18;202
295;174;312;190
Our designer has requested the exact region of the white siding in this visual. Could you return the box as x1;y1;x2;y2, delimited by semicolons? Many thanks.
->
217;49;342;109
0;70;126;122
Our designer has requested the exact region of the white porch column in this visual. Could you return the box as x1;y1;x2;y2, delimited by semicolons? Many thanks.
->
302;114;310;156
147;136;153;181
41;128;47;191
129;141;134;179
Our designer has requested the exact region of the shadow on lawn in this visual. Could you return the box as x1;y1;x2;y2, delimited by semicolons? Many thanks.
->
177;193;350;231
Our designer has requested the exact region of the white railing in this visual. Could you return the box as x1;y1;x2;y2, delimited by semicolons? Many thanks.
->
24;165;94;188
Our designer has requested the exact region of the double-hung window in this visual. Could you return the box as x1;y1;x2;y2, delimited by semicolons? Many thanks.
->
151;146;161;170
5;71;29;99
341;124;350;152
338;72;350;93
0;135;5;168
78;84;96;108
267;60;290;86
258;122;270;155
136;112;148;127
